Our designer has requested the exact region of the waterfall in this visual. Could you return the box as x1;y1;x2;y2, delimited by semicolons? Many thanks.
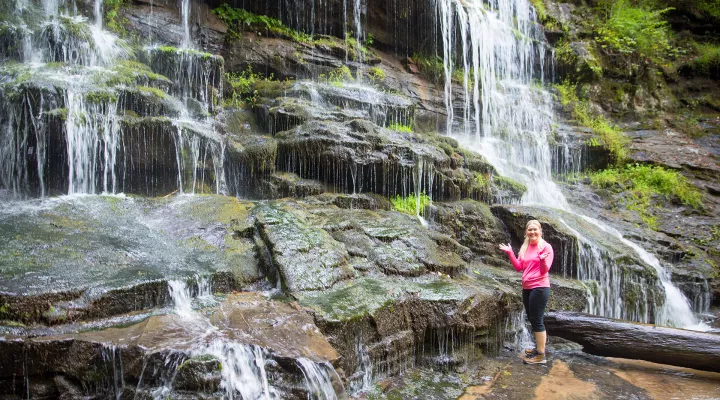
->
180;0;192;49
165;279;342;399
436;0;704;329
298;358;344;400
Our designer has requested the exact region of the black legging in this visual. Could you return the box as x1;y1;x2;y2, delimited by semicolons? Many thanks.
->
523;287;550;332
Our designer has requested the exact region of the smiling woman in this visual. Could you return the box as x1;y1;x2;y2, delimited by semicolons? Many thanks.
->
499;220;555;365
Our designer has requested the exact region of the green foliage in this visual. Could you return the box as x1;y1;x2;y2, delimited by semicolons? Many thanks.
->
595;0;675;63
690;42;720;76
212;4;312;43
412;53;445;83
104;0;127;34
344;32;371;60
392;193;431;216
365;32;374;47
556;80;628;163
325;65;353;87
366;67;386;84
224;66;274;108
590;163;703;228
529;0;547;20
388;123;413;133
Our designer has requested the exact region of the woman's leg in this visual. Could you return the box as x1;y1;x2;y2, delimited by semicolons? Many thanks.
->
522;289;532;349
527;287;551;354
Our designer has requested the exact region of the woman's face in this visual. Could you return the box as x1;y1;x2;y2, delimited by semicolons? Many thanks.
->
526;224;541;244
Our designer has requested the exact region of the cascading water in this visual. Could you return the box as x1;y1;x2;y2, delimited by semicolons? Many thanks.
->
0;0;227;198
165;279;343;400
436;0;706;329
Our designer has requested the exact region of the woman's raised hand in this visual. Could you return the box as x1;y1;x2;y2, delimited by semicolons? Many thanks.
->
498;243;512;253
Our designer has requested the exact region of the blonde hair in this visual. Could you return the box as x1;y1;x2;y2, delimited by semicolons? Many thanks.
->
518;220;546;259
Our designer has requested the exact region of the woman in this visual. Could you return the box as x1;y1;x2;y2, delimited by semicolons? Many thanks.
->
498;220;554;365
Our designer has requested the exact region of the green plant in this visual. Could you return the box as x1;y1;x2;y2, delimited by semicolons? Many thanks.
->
364;32;374;47
326;65;353;87
690;42;720;76
590;164;703;229
391;193;430;215
388;123;412;132
212;4;312;43
555;80;628;163
595;0;675;64
530;0;547;20
412;52;445;83
366;67;386;85
104;0;127;34
224;66;275;107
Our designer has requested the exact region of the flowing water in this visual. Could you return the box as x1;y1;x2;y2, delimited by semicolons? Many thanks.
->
0;0;226;198
166;279;343;400
435;0;708;329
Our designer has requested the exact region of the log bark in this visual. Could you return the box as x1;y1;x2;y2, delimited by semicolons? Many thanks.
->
544;311;720;372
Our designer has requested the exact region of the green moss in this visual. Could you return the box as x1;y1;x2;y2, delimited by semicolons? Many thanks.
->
137;85;166;99
224;66;286;108
391;193;430;216
86;90;117;104
104;60;170;87
492;175;526;194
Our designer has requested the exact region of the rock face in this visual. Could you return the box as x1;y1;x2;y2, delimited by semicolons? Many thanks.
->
2;0;719;398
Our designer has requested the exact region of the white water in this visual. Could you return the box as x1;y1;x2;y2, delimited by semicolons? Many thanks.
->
298;358;343;400
437;0;705;329
180;0;192;49
165;279;342;399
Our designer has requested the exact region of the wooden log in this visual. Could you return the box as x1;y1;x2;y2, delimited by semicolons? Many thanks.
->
544;311;720;373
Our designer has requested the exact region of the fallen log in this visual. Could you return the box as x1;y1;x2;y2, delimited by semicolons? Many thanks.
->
544;311;720;373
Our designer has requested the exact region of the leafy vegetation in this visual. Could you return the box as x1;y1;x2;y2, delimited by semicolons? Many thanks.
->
224;66;277;108
529;0;547;20
212;4;312;43
412;53;445;83
590;164;703;229
594;0;676;64
689;42;720;76
323;65;353;87
365;67;386;85
392;193;431;216
104;0;127;34
556;80;628;163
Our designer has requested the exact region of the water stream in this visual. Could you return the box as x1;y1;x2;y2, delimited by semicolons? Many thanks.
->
165;279;342;400
436;0;707;329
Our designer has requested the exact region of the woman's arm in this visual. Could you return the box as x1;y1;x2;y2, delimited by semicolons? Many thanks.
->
499;243;523;271
539;245;554;274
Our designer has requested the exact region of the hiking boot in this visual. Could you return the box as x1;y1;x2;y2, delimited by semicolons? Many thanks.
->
523;351;547;364
524;348;537;356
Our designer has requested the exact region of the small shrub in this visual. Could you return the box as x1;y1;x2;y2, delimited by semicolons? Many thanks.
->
326;65;353;87
224;66;275;107
595;0;675;63
392;193;430;215
366;67;386;84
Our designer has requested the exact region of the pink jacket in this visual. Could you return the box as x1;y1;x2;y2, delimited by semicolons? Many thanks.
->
504;242;554;289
